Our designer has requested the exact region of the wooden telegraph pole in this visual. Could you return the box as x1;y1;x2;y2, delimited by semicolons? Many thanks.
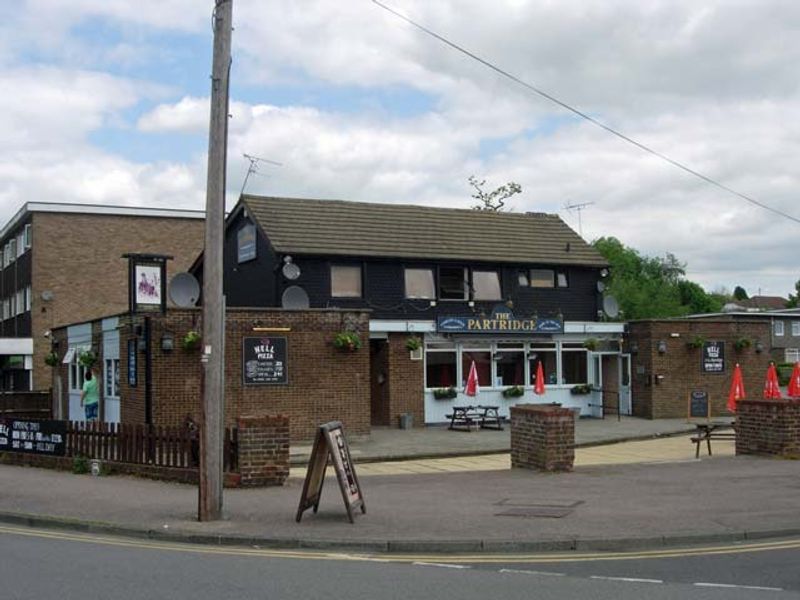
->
199;0;232;522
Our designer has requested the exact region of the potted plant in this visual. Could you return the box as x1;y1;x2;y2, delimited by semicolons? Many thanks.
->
432;386;458;400
182;330;202;351
44;351;59;367
583;338;599;351
333;331;361;352
687;335;705;349
734;337;752;351
502;385;525;398
77;350;96;369
570;383;591;395
405;336;422;352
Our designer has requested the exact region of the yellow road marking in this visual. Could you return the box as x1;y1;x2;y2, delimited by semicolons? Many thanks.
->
1;524;798;565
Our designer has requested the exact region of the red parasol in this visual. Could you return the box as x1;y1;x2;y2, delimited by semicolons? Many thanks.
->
534;361;546;395
763;362;782;399
464;360;479;397
788;362;800;398
727;363;746;413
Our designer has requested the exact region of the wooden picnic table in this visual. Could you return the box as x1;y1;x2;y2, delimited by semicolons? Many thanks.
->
691;421;736;458
447;405;505;432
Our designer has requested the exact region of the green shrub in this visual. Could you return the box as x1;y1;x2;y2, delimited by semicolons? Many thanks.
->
72;456;90;475
502;385;525;398
432;386;458;400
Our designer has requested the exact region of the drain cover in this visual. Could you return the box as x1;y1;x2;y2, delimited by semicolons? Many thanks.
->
494;506;574;518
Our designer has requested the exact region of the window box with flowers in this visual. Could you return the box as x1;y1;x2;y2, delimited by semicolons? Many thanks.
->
570;384;591;395
432;386;458;400
333;331;361;352
502;385;525;398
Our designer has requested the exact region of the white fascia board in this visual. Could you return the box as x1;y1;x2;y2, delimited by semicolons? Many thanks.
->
369;320;437;333
564;322;625;334
0;338;34;354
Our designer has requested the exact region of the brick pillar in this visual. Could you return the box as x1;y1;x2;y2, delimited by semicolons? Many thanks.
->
236;414;290;487
736;399;800;458
510;404;575;472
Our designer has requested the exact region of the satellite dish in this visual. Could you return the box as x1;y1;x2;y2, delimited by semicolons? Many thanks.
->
281;285;310;309
602;295;620;319
282;261;301;280
168;272;200;307
596;281;606;293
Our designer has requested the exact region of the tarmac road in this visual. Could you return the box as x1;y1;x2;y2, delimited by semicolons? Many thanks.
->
2;526;799;599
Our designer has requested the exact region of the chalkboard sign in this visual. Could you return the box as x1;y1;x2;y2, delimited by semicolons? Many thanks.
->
688;390;710;420
0;419;66;456
242;336;287;385
702;341;725;373
296;421;365;524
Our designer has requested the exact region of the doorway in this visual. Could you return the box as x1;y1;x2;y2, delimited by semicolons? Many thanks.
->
369;339;390;426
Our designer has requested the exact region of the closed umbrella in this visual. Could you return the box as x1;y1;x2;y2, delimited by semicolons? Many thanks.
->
763;362;782;399
464;360;479;397
534;360;546;395
788;362;800;398
727;363;746;413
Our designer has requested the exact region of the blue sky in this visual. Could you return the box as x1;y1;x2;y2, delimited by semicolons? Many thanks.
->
1;1;799;297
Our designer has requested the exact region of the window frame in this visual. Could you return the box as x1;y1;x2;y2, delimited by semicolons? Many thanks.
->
471;269;502;301
23;224;32;250
775;320;785;337
438;266;468;301
329;264;363;299
792;321;800;337
528;268;555;288
403;267;436;300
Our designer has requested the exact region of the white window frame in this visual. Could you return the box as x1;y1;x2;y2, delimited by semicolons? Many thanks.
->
472;270;502;301
403;267;435;299
775;321;785;337
68;349;89;392
24;286;31;312
792;322;800;337
23;224;32;250
438;266;468;301
786;348;800;363
15;290;24;316
16;233;24;258
104;358;120;398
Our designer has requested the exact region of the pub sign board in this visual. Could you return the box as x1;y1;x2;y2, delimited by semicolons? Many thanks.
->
242;336;288;385
688;390;710;420
437;304;563;335
0;419;66;456
702;341;725;373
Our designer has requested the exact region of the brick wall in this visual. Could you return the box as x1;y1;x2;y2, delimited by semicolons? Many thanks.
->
628;320;772;419
236;414;290;487
736;399;800;458
385;333;425;428
104;308;370;442
31;212;204;391
510;404;575;472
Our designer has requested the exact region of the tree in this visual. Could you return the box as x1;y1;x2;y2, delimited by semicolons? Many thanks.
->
733;285;749;301
592;237;720;319
468;176;522;211
787;279;800;308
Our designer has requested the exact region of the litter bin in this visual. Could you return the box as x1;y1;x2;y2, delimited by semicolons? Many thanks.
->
398;413;413;430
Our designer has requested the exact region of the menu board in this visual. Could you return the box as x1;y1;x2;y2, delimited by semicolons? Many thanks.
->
242;336;287;385
702;341;725;373
296;421;365;524
0;419;66;456
688;390;710;420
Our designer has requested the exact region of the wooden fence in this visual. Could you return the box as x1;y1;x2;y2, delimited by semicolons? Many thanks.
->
66;421;238;472
0;391;51;419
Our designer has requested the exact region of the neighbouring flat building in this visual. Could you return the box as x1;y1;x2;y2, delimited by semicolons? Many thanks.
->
0;202;205;393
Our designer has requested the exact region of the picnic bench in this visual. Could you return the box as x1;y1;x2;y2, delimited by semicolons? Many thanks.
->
691;421;736;458
446;405;505;431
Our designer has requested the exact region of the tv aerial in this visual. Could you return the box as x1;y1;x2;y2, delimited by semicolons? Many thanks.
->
564;201;595;236
240;153;282;195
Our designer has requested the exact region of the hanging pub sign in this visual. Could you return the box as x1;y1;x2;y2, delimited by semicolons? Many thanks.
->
702;341;725;373
237;223;257;263
437;304;563;334
296;421;365;524
0;418;66;456
242;336;288;385
123;253;171;315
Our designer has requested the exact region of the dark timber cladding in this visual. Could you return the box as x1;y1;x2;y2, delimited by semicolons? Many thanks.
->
241;195;608;267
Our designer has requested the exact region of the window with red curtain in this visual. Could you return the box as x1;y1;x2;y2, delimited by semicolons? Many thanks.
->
461;351;491;387
425;351;456;387
496;351;524;385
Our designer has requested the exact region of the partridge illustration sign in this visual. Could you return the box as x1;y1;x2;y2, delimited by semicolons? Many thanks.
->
242;336;287;385
437;305;563;334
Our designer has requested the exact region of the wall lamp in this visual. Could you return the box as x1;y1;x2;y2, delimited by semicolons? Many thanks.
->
161;333;175;352
657;340;668;354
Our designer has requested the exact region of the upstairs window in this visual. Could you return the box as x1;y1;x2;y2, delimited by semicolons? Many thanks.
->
404;268;435;299
16;233;24;258
330;264;362;298
556;271;568;288
472;270;501;301
529;269;554;288
775;321;785;337
23;224;32;249
792;321;800;337
439;266;467;300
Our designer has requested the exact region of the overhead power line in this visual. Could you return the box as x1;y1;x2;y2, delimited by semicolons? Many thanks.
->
371;0;800;226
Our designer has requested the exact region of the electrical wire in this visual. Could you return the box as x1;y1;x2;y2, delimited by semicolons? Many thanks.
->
371;0;800;226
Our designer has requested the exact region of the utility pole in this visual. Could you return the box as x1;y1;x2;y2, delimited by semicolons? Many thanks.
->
199;0;232;522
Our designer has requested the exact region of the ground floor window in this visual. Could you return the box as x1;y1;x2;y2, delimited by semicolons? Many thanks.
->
424;338;601;389
786;348;800;364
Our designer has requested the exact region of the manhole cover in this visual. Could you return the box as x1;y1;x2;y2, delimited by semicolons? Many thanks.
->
494;506;573;518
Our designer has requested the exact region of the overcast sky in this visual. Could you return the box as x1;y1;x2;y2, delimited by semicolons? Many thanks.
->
2;1;798;298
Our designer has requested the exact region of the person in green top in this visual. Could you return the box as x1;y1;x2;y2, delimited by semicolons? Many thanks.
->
81;368;100;422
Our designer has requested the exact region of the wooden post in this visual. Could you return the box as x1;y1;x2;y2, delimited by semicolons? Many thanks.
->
199;0;232;522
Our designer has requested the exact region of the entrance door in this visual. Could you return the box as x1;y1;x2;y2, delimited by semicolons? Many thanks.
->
369;339;390;426
600;354;620;418
618;353;632;416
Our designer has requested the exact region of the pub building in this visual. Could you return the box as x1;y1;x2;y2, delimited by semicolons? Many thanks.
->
206;195;628;427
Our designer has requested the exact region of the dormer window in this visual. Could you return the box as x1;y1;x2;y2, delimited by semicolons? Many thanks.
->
439;267;467;300
330;264;362;298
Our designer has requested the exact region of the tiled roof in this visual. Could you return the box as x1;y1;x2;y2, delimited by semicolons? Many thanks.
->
241;195;607;267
